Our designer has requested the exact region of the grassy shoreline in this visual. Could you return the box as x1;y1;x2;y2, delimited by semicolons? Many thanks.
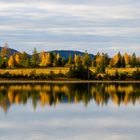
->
0;67;138;75
0;67;140;82
0;79;140;84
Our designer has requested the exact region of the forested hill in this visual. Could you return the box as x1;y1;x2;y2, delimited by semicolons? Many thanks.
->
0;47;18;57
49;50;94;59
0;47;94;59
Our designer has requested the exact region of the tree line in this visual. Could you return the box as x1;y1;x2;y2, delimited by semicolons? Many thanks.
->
1;43;140;71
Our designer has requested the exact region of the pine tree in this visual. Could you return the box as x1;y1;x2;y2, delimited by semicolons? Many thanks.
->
52;53;59;67
130;53;137;67
82;51;91;69
68;55;73;65
55;53;62;66
95;53;108;73
31;48;38;67
20;52;30;68
104;53;110;66
121;56;125;68
74;54;83;68
0;57;6;68
61;57;65;66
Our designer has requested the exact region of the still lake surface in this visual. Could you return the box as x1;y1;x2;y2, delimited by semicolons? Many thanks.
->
0;83;140;140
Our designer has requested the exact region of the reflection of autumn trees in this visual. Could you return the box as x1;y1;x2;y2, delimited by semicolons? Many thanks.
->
0;83;140;112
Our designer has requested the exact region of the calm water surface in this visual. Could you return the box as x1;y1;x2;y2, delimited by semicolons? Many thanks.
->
0;83;140;140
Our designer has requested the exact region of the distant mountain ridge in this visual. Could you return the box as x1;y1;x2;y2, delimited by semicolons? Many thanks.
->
0;47;94;59
49;50;94;59
0;47;18;57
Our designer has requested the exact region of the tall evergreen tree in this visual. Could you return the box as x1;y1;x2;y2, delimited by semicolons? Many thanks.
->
74;54;83;69
130;53;137;67
68;55;73;65
82;51;91;69
54;53;62;66
21;52;30;68
95;53;109;73
0;56;7;68
121;56;125;68
31;48;38;67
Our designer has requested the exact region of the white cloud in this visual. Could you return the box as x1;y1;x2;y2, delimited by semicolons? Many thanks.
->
0;0;139;55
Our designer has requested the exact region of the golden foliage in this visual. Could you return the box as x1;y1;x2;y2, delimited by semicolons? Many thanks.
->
40;52;52;66
8;56;15;68
124;53;130;66
15;53;21;65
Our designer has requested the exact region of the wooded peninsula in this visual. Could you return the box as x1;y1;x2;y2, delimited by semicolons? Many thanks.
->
0;43;140;81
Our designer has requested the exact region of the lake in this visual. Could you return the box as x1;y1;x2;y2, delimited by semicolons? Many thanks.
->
0;83;140;140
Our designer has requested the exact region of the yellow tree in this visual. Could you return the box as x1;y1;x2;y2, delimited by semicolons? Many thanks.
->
40;52;52;67
56;53;60;61
8;56;15;68
124;53;130;67
46;53;52;66
95;53;102;65
109;52;123;68
15;53;21;66
94;53;109;73
74;54;78;64
74;54;82;68
113;53;120;66
40;51;46;66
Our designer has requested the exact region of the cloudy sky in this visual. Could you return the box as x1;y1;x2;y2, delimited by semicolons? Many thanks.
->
0;0;140;55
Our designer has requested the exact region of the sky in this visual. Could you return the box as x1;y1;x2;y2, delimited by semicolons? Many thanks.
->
0;0;140;55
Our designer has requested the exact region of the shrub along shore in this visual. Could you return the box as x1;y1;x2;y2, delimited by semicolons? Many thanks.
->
0;67;140;81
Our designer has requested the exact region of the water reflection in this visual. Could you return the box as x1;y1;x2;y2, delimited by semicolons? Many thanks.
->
0;83;140;112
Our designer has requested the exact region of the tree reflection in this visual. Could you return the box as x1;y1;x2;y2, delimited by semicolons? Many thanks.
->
0;83;140;112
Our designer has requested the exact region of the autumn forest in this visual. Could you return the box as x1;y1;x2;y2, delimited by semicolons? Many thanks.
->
0;43;140;80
